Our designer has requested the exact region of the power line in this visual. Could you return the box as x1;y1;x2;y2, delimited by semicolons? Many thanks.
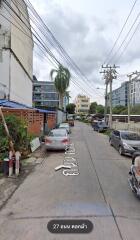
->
104;0;138;64
24;0;104;97
108;12;140;63
3;0;104;99
2;0;61;65
116;21;140;63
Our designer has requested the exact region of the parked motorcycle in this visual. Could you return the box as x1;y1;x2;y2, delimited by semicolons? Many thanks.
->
128;151;140;198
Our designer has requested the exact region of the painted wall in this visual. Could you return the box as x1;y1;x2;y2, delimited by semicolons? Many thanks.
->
11;0;33;78
57;110;66;124
0;0;33;106
10;54;32;106
0;51;10;98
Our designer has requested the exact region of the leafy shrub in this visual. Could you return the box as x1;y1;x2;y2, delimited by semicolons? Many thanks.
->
0;115;32;160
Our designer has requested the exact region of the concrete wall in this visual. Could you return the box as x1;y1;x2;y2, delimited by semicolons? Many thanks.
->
113;121;140;134
57;110;66;124
0;0;33;106
0;51;10;98
10;54;32;106
11;0;33;78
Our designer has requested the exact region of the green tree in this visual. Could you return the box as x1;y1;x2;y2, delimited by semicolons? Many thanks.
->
89;102;98;114
50;64;71;109
0;115;31;159
131;105;140;114
112;105;127;114
96;104;104;114
66;103;76;114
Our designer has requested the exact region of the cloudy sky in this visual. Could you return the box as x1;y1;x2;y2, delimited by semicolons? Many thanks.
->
30;0;140;104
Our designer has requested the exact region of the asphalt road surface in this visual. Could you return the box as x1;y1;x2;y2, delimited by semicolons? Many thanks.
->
0;122;140;240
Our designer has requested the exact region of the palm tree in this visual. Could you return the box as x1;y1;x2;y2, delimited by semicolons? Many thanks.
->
50;64;71;109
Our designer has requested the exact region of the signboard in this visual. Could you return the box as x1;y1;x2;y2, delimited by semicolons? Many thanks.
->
30;137;40;152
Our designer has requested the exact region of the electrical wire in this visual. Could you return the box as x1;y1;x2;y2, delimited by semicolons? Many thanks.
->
23;0;104;97
104;0;138;64
116;21;140;63
108;12;140;63
2;0;104;98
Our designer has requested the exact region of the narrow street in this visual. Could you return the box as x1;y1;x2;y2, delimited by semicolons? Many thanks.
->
0;122;140;240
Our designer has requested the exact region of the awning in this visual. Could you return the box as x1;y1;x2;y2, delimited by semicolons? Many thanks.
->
35;108;56;114
0;100;56;113
0;100;32;109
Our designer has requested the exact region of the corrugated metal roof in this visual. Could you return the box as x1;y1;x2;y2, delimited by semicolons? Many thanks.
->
0;100;56;113
0;100;32;109
35;108;56;114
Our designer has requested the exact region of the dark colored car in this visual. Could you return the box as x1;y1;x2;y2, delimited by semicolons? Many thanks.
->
68;117;74;127
109;130;140;156
92;121;108;132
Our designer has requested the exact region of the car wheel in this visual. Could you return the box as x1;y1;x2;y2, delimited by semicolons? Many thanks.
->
119;146;124;155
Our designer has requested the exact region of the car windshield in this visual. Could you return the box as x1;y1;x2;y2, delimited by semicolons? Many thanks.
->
59;124;69;128
49;130;66;137
121;132;140;140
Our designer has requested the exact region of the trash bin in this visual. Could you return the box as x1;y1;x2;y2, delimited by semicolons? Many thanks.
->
3;158;9;176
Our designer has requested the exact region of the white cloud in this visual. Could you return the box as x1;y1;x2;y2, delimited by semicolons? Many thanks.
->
30;0;140;104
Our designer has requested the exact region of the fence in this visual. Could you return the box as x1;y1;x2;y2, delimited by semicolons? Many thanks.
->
1;108;44;136
113;121;140;134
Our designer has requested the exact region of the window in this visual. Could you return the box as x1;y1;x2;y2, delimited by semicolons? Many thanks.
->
81;100;88;103
81;105;88;107
113;131;120;137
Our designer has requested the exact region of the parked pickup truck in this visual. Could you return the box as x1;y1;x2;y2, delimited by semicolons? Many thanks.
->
92;121;108;132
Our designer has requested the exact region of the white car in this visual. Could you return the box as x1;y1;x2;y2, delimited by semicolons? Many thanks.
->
45;129;70;150
59;123;71;134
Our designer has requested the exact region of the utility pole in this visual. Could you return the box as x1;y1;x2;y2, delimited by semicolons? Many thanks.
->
104;80;108;123
100;65;119;128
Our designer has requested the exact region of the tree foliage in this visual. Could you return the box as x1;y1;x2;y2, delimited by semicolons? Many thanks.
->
112;105;127;114
96;105;104;114
0;115;31;159
66;103;76;114
50;64;71;109
89;102;98;114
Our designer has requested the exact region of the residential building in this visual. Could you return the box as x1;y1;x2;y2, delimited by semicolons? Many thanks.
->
75;95;90;114
111;81;129;107
33;76;69;110
109;78;140;108
33;77;59;108
0;0;33;106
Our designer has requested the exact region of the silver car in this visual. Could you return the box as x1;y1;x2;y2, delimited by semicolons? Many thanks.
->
59;123;71;134
45;129;70;150
109;130;140;156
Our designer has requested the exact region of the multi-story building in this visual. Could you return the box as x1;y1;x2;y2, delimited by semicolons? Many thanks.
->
33;78;59;108
130;77;140;106
111;81;129;107
75;95;90;114
0;0;33;106
109;78;140;108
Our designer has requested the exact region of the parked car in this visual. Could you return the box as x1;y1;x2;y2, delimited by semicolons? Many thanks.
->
92;121;108;132
45;129;70;150
75;116;81;120
67;117;74;127
109;130;140;156
59;122;71;134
